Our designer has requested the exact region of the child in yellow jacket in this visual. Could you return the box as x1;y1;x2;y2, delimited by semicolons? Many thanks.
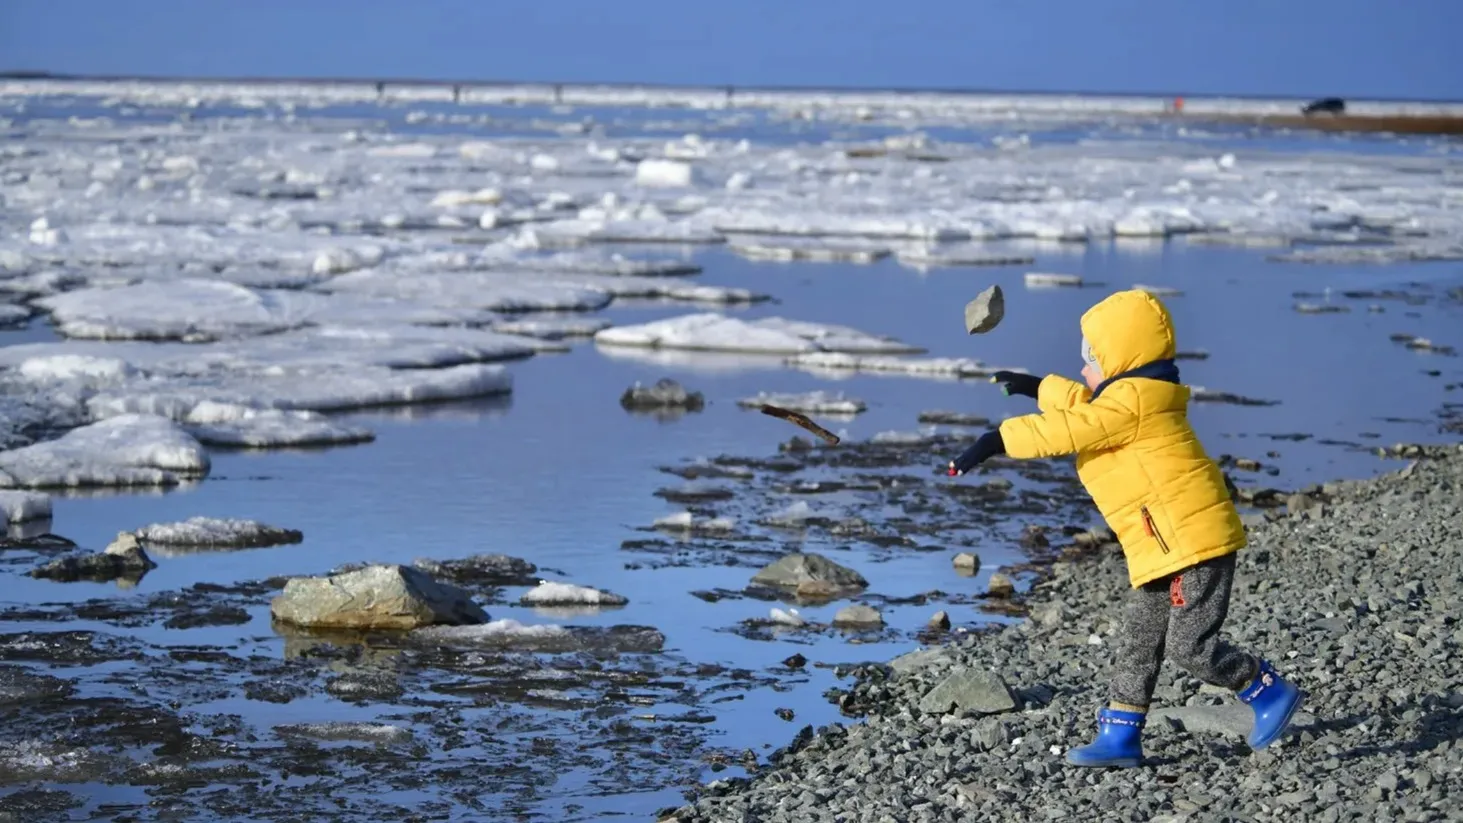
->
948;288;1305;768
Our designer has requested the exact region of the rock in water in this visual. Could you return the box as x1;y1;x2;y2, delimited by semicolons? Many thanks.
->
751;552;868;592
964;284;1005;334
620;378;705;412
270;564;489;630
28;530;156;583
832;604;884;627
918;667;1019;715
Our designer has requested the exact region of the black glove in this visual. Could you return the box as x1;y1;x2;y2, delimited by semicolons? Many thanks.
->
990;371;1042;399
948;430;1006;475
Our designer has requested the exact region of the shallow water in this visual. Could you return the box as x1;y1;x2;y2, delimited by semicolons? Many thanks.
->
2;85;1461;820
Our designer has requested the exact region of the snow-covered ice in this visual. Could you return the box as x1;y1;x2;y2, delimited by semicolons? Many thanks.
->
728;238;892;264
134;516;303;551
737;391;866;415
35;279;499;341
0;490;51;522
784;352;1017;380
519;582;629;607
0;414;209;488
594;313;923;355
652;511;736;533
183;401;375;449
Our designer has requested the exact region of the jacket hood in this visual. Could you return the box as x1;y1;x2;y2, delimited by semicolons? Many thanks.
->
1079;289;1177;378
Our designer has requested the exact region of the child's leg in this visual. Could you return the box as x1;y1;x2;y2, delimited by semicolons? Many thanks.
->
1067;579;1170;767
1108;576;1174;710
1164;553;1258;690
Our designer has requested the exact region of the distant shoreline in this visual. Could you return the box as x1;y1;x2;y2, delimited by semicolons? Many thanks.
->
3;69;1462;107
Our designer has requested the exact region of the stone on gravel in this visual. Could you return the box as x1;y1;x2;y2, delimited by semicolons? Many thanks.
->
964;285;1004;334
1153;704;1316;740
928;610;951;630
832;605;883;628
917;668;1018;715
270;564;489;630
751;552;868;592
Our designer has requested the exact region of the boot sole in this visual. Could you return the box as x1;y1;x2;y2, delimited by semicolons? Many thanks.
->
1249;688;1306;751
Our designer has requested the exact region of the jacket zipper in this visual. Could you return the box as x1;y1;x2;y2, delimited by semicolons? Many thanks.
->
1140;505;1172;555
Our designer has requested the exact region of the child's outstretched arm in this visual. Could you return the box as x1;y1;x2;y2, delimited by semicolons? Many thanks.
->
998;380;1142;459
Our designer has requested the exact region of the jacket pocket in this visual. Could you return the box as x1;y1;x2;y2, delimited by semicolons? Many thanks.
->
1140;505;1172;555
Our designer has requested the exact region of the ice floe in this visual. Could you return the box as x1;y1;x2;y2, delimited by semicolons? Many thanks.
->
35;279;499;341
594;313;923;355
736;391;867;415
0;414;208;488
728;237;892;264
652;511;736;533
0;490;51;522
134;516;304;551
784;352;1018;380
181;401;375;449
519;582;629;607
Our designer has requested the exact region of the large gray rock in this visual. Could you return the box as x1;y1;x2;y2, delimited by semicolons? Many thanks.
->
751;552;868;592
964;284;1005;334
270;564;489;630
918;667;1019;715
1152;703;1316;740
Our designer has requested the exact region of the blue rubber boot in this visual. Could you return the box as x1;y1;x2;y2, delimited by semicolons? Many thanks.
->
1237;659;1305;750
1065;707;1145;768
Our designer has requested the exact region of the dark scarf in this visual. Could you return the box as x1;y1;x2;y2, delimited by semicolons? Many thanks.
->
1089;358;1181;401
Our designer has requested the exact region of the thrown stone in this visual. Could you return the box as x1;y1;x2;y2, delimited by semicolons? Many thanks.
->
964;284;1005;334
952;552;981;574
918;668;1019;715
270;564;488;630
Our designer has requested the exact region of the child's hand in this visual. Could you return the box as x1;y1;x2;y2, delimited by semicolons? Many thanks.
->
990;371;1041;399
948;430;1006;475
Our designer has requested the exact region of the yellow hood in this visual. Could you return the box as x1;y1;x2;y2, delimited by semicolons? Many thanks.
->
1080;290;1177;378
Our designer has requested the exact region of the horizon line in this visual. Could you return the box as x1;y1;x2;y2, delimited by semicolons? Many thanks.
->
3;69;1461;106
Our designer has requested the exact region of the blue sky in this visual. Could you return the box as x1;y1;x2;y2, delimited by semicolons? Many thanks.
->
1;0;1458;100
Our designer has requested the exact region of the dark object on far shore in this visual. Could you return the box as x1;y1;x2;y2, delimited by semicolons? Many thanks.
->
1301;97;1346;116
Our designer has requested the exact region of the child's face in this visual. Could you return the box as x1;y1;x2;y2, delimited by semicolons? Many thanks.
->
1082;362;1102;391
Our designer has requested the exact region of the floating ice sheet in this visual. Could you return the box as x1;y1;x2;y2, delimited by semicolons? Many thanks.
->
736;391;867;415
0;490;51;522
182;401;375;449
0;414;209;488
594;313;923;355
35;279;499;341
784;352;1017;380
135;516;304;551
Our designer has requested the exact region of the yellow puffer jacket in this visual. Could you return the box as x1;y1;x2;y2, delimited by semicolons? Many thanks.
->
998;289;1246;587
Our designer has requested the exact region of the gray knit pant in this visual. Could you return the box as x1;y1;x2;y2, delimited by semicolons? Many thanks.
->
1109;553;1259;708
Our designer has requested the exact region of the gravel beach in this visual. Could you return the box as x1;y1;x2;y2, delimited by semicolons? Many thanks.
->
666;443;1463;823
